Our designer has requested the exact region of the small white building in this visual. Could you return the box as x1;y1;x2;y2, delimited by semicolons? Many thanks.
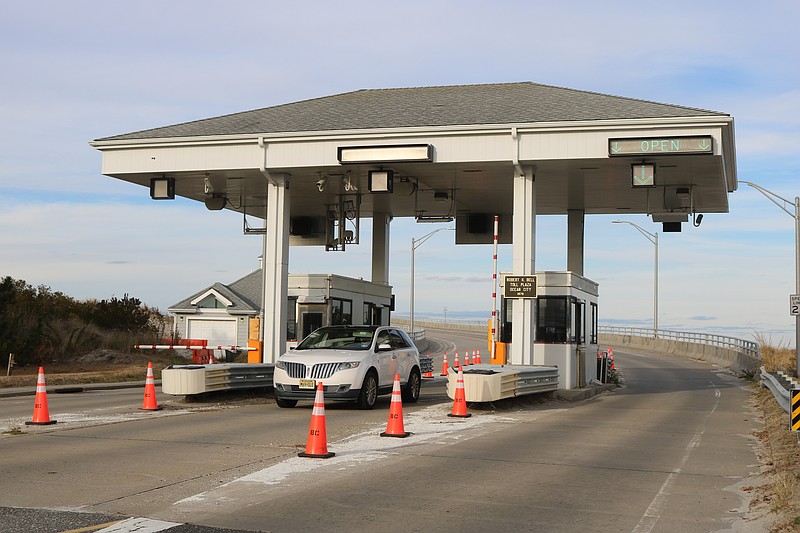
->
169;270;393;350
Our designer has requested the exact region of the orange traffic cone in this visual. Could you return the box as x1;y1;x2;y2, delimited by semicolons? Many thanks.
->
608;348;615;370
423;352;434;378
474;349;481;364
26;366;56;425
381;373;411;438
440;352;449;376
448;367;471;418
141;362;162;411
454;351;461;372
208;352;216;364
464;350;471;366
299;382;335;458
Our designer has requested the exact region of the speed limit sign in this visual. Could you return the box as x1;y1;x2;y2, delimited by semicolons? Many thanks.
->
791;295;800;316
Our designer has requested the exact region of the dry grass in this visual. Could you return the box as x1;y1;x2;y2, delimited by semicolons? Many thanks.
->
749;334;800;531
756;332;796;375
0;350;186;389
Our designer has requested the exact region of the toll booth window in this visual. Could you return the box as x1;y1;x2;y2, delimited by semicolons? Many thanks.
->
590;302;598;344
575;299;585;345
535;296;572;344
500;297;513;343
331;298;352;325
287;296;298;341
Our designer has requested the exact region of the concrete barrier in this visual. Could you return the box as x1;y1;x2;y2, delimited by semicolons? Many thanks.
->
600;333;760;375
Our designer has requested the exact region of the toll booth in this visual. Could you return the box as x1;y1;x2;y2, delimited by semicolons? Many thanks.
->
496;271;599;389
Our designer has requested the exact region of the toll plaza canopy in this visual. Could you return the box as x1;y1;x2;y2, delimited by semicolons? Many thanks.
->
91;82;737;366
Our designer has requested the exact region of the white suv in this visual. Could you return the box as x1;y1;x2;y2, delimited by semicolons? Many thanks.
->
273;325;421;409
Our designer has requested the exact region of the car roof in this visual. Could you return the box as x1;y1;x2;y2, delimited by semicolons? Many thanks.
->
316;325;382;331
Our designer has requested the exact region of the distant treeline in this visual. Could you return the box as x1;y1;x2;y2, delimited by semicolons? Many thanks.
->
0;276;166;366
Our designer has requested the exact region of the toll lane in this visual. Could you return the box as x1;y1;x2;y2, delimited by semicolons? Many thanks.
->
0;346;763;533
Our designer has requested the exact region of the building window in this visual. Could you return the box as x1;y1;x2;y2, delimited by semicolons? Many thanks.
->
364;303;372;325
331;298;352;325
196;295;225;309
590;302;598;345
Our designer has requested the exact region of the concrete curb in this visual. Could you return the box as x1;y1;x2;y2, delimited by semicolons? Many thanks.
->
556;383;618;402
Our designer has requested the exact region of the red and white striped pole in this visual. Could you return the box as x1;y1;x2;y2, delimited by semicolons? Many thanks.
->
134;345;256;351
491;214;499;363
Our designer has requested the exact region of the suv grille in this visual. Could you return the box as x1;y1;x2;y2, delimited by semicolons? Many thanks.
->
284;362;306;379
284;361;340;380
310;363;339;380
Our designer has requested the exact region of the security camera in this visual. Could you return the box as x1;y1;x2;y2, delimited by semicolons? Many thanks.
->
205;195;226;211
317;178;326;192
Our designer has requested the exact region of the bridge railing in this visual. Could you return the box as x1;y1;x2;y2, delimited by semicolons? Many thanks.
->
599;325;760;359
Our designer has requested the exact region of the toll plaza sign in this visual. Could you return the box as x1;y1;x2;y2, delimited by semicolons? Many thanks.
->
609;136;713;156
504;275;538;299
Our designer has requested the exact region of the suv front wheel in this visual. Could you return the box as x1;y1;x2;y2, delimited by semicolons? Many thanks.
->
402;367;421;403
356;370;379;410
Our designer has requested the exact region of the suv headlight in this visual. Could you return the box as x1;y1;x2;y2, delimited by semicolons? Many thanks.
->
337;361;361;371
275;360;286;370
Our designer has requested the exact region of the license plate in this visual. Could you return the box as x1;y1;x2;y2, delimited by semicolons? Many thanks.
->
298;379;315;390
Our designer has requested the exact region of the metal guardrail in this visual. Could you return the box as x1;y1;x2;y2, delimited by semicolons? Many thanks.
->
760;366;792;413
599;325;760;359
161;363;274;395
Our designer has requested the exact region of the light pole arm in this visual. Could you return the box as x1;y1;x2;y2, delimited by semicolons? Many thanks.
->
740;180;797;219
741;180;800;377
409;227;454;333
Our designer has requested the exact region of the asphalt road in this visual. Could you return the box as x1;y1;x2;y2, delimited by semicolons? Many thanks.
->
0;333;766;532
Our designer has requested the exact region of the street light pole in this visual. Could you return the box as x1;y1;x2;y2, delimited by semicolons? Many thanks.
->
410;227;455;334
740;181;800;376
612;220;659;337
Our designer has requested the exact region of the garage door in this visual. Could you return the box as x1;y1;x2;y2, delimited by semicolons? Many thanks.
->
187;319;237;347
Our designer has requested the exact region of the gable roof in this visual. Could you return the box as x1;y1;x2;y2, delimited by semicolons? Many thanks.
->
97;82;727;141
169;271;261;314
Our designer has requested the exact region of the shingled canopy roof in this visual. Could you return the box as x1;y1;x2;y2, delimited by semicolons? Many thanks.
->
93;82;736;223
97;82;727;141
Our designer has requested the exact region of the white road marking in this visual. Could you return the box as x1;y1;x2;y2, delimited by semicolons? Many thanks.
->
94;517;181;532
631;382;721;533
175;402;564;505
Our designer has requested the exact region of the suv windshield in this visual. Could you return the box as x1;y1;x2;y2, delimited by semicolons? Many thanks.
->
295;327;377;350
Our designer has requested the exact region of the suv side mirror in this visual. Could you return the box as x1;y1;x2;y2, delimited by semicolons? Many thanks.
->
377;343;392;351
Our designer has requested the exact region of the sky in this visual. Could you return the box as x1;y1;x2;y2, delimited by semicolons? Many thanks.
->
1;0;799;344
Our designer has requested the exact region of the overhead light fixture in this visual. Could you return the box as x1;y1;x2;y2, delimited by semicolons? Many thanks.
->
149;176;175;200
693;213;704;227
631;163;656;188
368;169;394;193
204;194;227;211
415;215;454;223
434;191;449;202
338;144;433;164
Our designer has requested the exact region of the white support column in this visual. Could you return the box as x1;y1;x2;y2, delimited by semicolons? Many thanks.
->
371;213;391;284
261;174;290;363
567;209;585;276
511;166;536;365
